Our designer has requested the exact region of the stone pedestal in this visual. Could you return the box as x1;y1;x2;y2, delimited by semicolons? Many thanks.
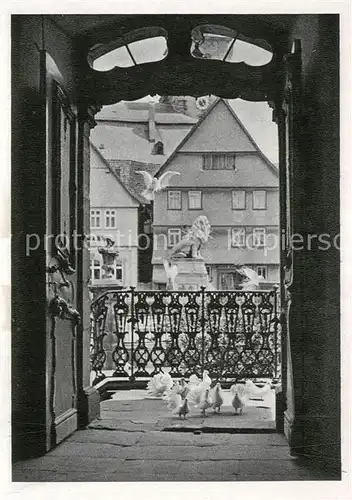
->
171;257;210;291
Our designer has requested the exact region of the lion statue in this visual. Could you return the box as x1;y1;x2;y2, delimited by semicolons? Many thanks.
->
169;215;211;260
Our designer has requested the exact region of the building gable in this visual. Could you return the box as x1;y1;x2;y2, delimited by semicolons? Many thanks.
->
180;99;256;153
90;144;140;208
155;98;278;180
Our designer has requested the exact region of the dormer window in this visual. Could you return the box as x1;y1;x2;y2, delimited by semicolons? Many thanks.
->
152;141;164;155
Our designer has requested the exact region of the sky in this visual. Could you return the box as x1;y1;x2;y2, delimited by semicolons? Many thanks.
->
93;36;278;164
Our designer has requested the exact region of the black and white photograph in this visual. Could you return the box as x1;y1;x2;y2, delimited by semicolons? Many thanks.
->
4;4;350;494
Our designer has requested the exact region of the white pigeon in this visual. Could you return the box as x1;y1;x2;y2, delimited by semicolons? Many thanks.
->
198;388;213;417
245;379;272;399
188;374;201;387
230;382;250;415
167;391;190;419
173;378;190;400
147;372;173;398
239;266;264;290
187;370;212;410
211;382;224;413
136;171;180;201
202;370;212;387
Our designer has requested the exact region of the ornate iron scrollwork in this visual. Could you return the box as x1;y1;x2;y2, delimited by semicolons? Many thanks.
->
90;293;109;384
90;288;281;384
112;291;131;377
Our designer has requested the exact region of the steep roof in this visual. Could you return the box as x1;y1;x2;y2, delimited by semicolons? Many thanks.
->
91;122;193;165
90;142;141;206
107;159;158;205
155;98;279;178
95;101;198;124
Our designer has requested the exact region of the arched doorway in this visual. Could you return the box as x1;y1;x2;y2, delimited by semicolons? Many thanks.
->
12;14;340;467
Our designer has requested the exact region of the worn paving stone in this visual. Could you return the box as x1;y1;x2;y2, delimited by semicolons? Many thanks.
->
137;431;226;447
137;431;287;448
13;469;123;482
101;399;165;412
120;444;291;462
154;416;205;430
12;455;125;472
66;429;143;447
114;459;239;481
100;411;161;423
113;459;183;481
236;458;326;477
47;441;132;458
172;460;240;481
33;439;291;462
88;418;153;432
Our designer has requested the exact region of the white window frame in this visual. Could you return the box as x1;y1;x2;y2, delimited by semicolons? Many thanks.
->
105;209;116;228
231;228;246;247
167;190;182;210
253;190;267;210
252;228;266;247
257;265;268;279
203;154;236;170
232;190;246;210
188;190;202;210
168;228;182;247
90;209;101;229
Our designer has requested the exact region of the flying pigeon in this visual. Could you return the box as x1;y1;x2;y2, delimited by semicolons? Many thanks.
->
147;372;173;398
136;171;180;201
211;382;224;413
238;266;264;290
230;382;250;415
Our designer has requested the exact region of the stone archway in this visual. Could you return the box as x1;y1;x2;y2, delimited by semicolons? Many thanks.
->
12;14;340;467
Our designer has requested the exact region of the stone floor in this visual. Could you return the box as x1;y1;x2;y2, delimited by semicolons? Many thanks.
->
12;391;339;482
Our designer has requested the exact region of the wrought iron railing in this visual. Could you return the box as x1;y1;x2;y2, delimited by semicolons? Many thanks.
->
90;287;281;386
